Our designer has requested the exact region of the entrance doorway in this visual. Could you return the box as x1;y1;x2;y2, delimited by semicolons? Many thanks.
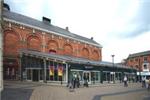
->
32;70;39;81
110;72;115;83
83;71;91;84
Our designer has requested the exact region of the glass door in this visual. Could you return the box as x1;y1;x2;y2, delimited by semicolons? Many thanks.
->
32;69;39;81
110;72;115;83
26;69;32;81
83;71;91;84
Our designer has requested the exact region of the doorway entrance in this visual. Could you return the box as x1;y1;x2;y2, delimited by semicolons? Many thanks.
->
32;70;39;81
110;72;115;83
83;71;91;84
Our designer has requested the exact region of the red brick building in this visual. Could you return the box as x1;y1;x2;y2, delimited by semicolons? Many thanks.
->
2;4;135;84
126;51;150;80
3;5;102;80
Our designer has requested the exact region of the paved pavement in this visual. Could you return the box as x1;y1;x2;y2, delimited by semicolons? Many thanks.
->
1;81;150;100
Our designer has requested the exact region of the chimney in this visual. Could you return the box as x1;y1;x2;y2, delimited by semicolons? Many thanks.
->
3;3;10;11
65;27;69;31
91;37;93;40
42;17;51;24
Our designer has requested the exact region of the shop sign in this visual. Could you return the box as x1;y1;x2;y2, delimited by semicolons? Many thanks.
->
141;71;150;76
84;66;93;69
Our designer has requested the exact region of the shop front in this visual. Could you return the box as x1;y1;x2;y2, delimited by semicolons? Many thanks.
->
69;64;101;84
70;69;100;84
21;54;68;83
20;50;137;85
3;58;18;80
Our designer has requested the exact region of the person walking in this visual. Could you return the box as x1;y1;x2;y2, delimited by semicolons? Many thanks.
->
76;75;80;88
83;73;88;87
68;78;74;92
142;76;146;88
147;77;150;91
123;75;128;87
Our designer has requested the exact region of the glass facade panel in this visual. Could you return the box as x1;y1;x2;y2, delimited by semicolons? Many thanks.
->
23;55;67;82
70;70;100;84
40;69;43;80
27;69;32;80
103;71;111;82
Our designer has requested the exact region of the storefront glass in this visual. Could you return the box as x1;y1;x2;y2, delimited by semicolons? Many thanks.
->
27;69;32;80
23;57;67;82
70;70;100;84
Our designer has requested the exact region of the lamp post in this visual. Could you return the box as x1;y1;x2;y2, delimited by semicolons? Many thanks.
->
111;55;115;83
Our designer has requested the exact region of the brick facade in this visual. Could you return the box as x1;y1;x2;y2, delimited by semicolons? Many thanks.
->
126;52;150;72
3;21;102;60
3;20;102;79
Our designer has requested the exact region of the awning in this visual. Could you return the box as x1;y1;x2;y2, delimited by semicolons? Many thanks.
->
20;49;135;70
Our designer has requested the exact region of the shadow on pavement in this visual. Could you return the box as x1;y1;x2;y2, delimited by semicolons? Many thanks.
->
92;88;148;100
1;88;33;100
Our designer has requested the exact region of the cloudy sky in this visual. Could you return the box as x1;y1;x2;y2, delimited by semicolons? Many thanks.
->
5;0;150;63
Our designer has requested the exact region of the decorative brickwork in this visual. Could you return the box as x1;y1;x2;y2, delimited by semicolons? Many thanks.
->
3;20;102;80
3;21;102;59
126;52;150;72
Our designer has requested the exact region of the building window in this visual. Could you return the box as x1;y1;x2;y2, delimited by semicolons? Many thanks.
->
130;59;133;62
49;49;56;54
135;58;138;62
144;57;147;62
143;64;147;70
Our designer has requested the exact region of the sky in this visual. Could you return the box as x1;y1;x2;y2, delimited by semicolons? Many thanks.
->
5;0;150;63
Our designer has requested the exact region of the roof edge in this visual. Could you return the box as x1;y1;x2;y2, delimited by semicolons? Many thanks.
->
3;17;102;48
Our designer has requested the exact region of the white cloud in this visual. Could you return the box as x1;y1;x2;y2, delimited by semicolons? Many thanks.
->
102;31;150;62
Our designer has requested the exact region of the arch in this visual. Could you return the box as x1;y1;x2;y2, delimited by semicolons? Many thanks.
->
64;44;73;55
93;50;99;60
27;35;41;51
47;40;58;53
82;48;89;58
4;28;23;41
4;30;21;55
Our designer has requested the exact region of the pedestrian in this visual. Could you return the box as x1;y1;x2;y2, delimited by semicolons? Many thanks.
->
73;75;76;89
142;76;146;88
76;75;80;88
83;74;88;87
69;78;74;92
123;75;128;87
147;77;150;91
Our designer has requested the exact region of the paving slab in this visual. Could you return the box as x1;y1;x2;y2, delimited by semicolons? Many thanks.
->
1;81;150;100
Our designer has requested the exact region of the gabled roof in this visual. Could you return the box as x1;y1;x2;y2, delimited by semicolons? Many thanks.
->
3;10;102;48
128;50;150;58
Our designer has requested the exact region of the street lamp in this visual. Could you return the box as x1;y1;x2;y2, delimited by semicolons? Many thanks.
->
111;55;115;83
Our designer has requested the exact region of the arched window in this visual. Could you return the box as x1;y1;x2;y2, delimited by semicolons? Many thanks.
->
93;50;99;60
47;40;58;53
4;30;20;55
27;35;41;51
64;44;73;55
82;48;89;58
49;49;56;54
